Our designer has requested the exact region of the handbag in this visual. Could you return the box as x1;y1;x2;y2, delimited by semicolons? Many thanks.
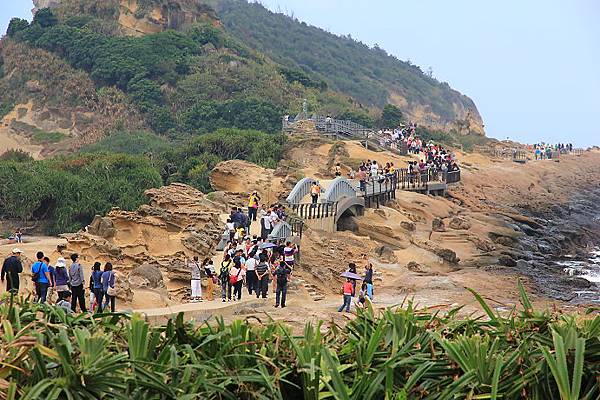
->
106;272;117;296
229;268;242;285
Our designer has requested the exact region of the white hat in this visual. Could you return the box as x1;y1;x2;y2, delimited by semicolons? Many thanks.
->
12;248;22;254
56;257;66;268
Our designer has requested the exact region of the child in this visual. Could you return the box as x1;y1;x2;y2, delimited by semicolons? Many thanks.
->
337;279;354;313
56;291;74;314
356;283;368;308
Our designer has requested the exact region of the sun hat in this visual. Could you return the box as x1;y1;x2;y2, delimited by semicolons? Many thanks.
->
56;257;67;268
12;248;22;254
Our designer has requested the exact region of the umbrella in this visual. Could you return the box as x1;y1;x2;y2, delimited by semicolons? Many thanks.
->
341;271;363;280
260;242;278;250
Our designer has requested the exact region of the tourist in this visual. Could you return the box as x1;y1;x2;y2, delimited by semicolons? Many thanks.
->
370;161;379;177
248;191;261;225
334;163;342;177
219;254;234;302
1;248;23;293
101;262;116;312
91;262;104;312
348;262;357;296
274;260;292;308
356;167;367;192
364;263;374;300
203;258;216;301
229;258;245;301
356;283;368;308
310;182;321;204
15;229;23;244
54;257;70;300
56;291;73;315
69;254;87;313
337;278;354;313
189;256;203;303
245;250;257;295
260;210;273;240
226;219;235;242
255;253;270;299
43;257;56;304
283;241;297;268
32;251;52;304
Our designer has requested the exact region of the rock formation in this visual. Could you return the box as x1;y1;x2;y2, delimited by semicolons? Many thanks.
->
62;184;224;301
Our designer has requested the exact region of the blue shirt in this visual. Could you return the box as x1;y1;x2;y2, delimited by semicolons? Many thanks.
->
32;261;49;284
92;270;103;289
101;271;115;293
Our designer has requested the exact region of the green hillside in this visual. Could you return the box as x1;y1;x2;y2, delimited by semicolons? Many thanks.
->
212;0;484;133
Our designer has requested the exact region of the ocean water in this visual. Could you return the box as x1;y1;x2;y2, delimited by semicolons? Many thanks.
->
558;248;600;301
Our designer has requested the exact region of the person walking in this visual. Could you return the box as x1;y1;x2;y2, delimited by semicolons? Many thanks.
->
32;252;52;304
101;262;116;312
245;252;257;295
54;257;70;299
364;263;374;300
255;253;270;299
1;248;23;293
202;258;215;301
248;191;261;225
310;182;321;204
260;210;274;240
189;256;203;302
229;259;245;301
274;261;291;308
348;262;357;296
91;262;104;312
337;279;353;313
219;254;233;302
43;256;56;304
69;254;87;313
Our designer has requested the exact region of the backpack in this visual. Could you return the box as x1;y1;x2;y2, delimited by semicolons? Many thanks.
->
31;261;43;282
220;261;231;280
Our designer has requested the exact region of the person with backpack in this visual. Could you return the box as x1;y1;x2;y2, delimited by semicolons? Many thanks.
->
101;262;116;312
91;262;103;312
273;261;291;308
69;254;87;313
229;258;245;301
255;253;270;299
219;254;234;302
31;251;52;304
1;248;23;293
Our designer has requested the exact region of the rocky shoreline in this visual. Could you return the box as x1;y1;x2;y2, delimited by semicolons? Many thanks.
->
509;185;600;303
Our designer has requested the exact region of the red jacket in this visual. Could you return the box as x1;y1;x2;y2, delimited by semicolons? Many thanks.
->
343;282;353;295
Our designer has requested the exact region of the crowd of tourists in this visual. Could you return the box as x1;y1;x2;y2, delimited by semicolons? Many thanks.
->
188;191;297;307
1;248;117;314
531;143;574;160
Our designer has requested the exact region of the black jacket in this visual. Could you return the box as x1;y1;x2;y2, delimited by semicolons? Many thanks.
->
1;255;23;291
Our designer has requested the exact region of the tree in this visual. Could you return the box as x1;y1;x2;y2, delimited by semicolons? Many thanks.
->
33;8;58;28
6;18;29;37
380;104;404;128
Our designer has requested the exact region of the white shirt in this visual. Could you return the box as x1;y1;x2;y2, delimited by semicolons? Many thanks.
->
245;258;257;271
262;215;272;230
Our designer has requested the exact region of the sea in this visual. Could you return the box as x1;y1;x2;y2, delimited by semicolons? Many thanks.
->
559;248;600;302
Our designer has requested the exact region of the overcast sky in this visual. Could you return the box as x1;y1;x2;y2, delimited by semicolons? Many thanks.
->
2;0;599;146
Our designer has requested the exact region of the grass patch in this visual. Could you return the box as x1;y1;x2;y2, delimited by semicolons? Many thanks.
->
31;130;67;144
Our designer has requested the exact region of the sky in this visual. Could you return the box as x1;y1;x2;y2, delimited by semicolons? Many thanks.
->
2;1;599;146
